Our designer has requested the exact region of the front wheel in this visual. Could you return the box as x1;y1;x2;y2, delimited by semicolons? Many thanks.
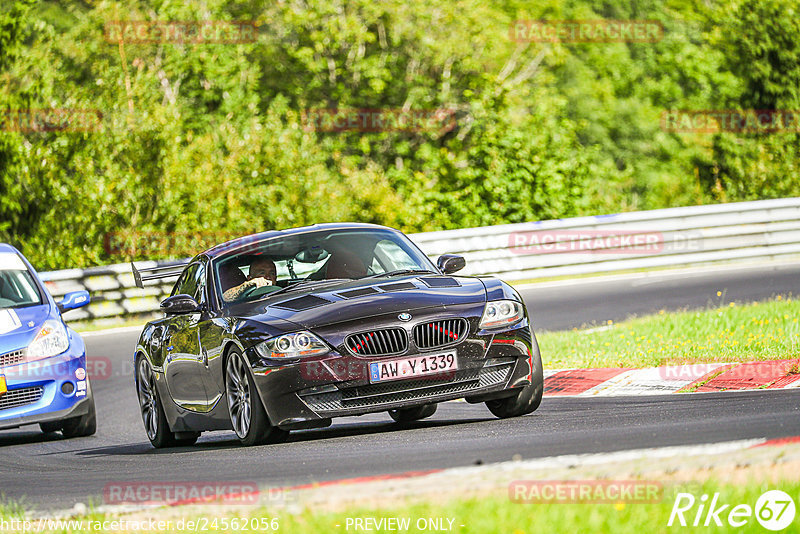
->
137;356;187;448
60;391;97;438
486;351;544;419
40;421;61;433
225;348;287;446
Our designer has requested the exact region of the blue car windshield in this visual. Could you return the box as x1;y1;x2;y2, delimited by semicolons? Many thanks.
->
0;253;43;309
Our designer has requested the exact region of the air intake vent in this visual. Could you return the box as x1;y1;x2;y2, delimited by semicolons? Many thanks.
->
0;350;24;368
418;277;461;288
345;328;407;356
337;287;380;299
0;386;44;411
414;318;469;350
377;282;417;292
272;295;331;311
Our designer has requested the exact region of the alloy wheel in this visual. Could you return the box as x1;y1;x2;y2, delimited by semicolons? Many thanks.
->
226;352;252;438
137;358;158;440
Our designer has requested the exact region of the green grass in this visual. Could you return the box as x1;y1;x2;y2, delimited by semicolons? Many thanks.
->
274;481;800;534
3;479;798;533
538;295;800;369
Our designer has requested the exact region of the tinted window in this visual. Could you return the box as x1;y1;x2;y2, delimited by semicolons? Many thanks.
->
172;263;205;303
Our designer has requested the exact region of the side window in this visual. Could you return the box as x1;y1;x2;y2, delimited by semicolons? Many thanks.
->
171;263;200;298
193;263;206;305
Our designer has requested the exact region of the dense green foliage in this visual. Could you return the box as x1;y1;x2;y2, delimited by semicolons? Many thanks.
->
1;0;799;269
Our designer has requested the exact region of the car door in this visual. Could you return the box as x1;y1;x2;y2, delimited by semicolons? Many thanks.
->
196;265;228;411
163;262;208;411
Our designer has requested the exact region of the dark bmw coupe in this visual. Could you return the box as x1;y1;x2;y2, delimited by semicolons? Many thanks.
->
132;224;543;447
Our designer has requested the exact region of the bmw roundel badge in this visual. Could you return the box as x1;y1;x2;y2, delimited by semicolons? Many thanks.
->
398;312;412;322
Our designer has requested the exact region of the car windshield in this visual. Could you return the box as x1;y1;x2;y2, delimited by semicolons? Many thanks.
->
213;228;435;305
0;253;43;309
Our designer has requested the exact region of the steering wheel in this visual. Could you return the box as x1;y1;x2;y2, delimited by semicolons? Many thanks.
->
236;282;278;302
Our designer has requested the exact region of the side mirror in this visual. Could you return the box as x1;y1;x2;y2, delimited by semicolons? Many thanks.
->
437;254;466;275
58;290;91;313
160;294;200;315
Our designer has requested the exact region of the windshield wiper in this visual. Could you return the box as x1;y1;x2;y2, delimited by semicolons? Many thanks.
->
362;269;436;279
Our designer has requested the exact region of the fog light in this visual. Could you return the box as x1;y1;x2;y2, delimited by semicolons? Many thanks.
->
61;382;75;395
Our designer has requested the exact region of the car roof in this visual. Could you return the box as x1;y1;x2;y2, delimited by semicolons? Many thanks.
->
202;222;398;258
0;243;20;255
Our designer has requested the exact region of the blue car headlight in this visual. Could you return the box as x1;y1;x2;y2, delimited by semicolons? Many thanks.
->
255;331;330;360
26;320;70;361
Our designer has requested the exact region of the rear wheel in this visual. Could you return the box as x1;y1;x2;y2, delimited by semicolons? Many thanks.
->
225;348;287;446
388;403;437;423
137;356;193;448
486;351;544;419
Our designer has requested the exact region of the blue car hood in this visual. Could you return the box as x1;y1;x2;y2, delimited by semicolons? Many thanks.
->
0;304;52;354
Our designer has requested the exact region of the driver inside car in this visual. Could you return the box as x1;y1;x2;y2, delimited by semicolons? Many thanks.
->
221;256;277;302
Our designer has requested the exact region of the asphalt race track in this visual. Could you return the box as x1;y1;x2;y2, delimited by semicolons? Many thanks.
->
519;261;800;331
1;262;799;511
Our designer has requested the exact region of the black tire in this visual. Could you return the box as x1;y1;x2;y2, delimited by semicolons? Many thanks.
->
40;421;61;433
486;350;544;419
60;390;97;438
389;403;437;423
173;432;201;446
137;356;182;448
225;347;287;446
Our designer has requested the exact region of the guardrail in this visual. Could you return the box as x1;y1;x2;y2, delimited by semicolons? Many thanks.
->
40;197;800;322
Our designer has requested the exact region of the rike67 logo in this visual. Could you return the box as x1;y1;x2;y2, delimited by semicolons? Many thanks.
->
669;490;796;531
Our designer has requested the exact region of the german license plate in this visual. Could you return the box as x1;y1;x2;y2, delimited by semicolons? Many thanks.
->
369;351;457;383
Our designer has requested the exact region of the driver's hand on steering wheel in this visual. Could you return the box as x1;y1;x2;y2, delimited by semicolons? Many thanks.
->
248;277;272;288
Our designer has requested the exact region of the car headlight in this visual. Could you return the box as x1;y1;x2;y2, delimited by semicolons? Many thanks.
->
479;300;525;329
255;331;330;360
26;320;70;361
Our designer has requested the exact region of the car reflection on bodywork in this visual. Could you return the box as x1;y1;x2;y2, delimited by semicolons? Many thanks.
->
132;223;543;447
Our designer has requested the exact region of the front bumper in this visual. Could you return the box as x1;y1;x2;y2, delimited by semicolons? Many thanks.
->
0;338;92;431
246;303;537;429
296;356;521;416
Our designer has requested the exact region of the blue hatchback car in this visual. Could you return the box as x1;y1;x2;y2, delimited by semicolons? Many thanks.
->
0;243;96;438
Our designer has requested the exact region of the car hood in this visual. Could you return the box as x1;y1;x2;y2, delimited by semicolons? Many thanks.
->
228;275;487;330
0;304;53;355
